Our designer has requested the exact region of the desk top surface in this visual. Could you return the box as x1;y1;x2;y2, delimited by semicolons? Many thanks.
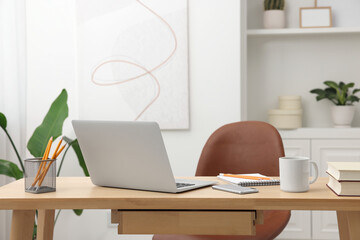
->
0;177;359;211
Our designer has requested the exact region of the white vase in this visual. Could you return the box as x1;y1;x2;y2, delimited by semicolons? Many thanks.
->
263;10;285;29
331;105;356;128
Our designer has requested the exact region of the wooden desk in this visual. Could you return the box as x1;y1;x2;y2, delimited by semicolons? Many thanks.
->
0;177;359;240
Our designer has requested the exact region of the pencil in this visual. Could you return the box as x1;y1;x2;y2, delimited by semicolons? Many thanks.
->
51;137;63;160
54;144;66;159
43;137;53;159
32;137;53;187
40;137;53;173
38;143;67;187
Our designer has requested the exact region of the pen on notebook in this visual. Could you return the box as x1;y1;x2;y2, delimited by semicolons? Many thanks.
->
220;173;271;180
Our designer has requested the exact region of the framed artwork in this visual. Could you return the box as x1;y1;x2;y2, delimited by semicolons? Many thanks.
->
76;0;189;129
300;7;332;28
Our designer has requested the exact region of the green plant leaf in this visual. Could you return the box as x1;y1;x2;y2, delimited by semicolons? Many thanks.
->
348;95;360;103
33;223;37;240
27;89;69;157
324;81;339;90
339;91;346;105
63;137;89;177
316;95;327;101
310;88;325;94
339;82;345;90
0;159;23;180
73;209;83;216
264;0;284;10
342;83;354;100
61;137;87;218
346;83;355;89
311;81;359;105
0;112;7;130
325;87;336;93
72;140;89;176
325;88;337;99
353;88;360;94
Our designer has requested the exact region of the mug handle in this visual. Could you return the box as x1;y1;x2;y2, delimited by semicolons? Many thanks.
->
309;161;319;184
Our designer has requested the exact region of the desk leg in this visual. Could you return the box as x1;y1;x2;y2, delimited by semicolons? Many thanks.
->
10;210;36;240
37;209;55;240
337;211;360;240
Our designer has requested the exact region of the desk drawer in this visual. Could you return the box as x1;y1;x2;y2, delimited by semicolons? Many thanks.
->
111;210;262;235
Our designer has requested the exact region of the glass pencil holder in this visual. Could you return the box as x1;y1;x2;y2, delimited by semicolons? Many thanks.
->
24;157;56;194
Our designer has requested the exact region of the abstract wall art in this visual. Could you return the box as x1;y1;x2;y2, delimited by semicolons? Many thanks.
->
76;0;189;129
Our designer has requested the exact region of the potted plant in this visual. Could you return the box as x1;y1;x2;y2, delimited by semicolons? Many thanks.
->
310;81;360;128
264;0;286;29
0;89;88;239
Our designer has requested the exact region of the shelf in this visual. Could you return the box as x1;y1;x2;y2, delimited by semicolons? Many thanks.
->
247;27;360;37
279;128;360;139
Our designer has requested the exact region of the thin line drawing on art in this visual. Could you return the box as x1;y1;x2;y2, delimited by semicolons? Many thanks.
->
90;0;178;121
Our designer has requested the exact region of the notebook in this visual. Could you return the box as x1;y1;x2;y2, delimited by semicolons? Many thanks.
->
217;173;280;186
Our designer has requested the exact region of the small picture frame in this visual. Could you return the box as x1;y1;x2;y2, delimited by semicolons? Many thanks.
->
300;7;332;28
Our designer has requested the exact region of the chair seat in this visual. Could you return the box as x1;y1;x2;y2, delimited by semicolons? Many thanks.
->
152;210;291;240
154;121;291;240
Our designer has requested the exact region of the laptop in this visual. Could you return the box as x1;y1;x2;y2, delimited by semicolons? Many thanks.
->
72;120;216;193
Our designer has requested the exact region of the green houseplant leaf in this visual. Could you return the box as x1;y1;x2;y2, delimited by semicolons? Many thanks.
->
264;0;285;10
324;81;339;90
73;209;83;216
353;88;360;94
0;159;23;180
309;89;325;95
27;89;69;157
71;140;89;177
62;137;89;177
58;136;88;218
0;112;25;172
347;95;360;103
310;81;360;106
346;83;355;89
0;89;88;230
0;113;7;130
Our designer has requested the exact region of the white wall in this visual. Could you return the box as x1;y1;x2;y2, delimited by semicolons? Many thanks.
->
24;0;241;239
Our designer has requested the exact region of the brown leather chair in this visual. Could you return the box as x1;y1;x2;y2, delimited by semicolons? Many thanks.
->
153;121;291;240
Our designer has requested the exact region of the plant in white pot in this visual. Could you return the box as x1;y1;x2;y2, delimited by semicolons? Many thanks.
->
310;81;360;128
264;0;285;29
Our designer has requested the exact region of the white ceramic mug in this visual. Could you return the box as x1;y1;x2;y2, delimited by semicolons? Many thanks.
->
279;156;319;192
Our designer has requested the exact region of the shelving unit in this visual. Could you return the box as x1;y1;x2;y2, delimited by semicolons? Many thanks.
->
240;1;360;239
279;127;360;139
241;0;360;128
247;27;360;36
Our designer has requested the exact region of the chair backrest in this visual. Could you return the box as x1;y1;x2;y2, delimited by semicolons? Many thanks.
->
195;121;285;176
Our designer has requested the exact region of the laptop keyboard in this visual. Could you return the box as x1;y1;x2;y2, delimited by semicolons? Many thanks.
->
176;182;195;188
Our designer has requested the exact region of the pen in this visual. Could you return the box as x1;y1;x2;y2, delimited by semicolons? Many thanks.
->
221;173;271;180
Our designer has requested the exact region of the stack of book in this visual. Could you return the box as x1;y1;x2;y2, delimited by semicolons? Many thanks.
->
326;162;360;196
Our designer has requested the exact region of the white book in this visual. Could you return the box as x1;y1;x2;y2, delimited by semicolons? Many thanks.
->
327;162;360;181
327;173;360;196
